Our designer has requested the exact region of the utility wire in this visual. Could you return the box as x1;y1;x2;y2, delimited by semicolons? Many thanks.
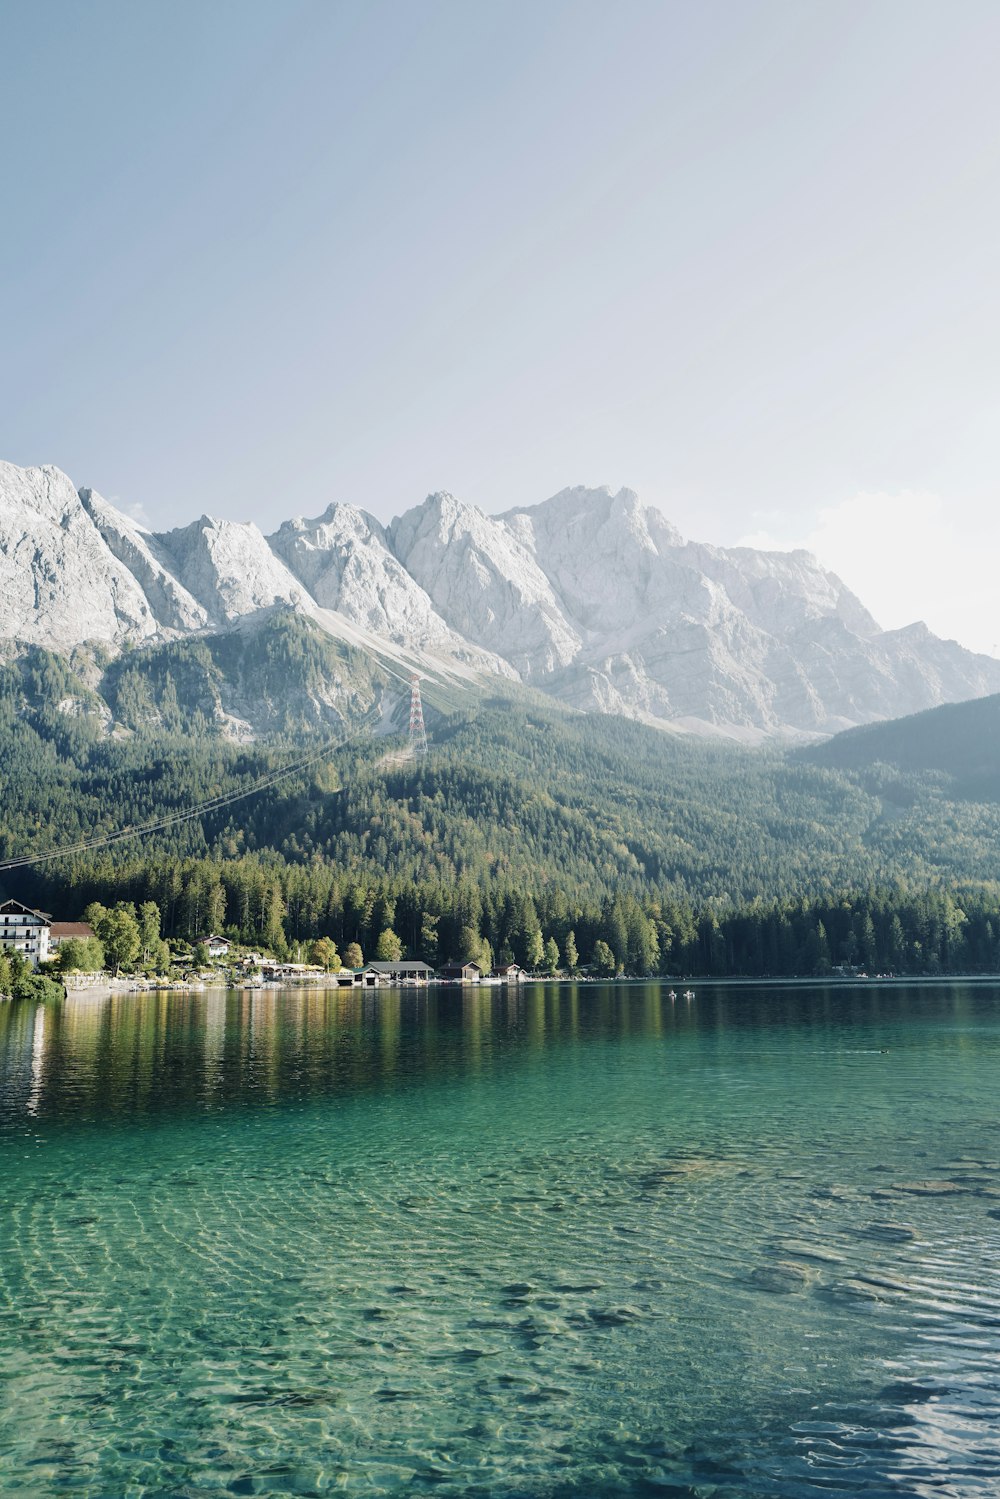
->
0;639;440;874
0;715;376;873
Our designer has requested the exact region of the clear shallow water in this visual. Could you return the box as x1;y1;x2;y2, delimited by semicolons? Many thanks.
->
2;983;1000;1497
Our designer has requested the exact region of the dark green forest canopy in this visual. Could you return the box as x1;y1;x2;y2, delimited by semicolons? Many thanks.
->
3;641;1000;975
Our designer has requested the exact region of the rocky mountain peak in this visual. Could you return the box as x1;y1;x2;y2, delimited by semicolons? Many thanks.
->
79;487;209;633
270;500;462;650
3;457;999;739
153;514;308;623
0;462;159;651
389;490;493;549
390;489;582;675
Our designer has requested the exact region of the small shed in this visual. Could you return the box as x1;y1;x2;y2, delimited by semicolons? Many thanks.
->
492;962;525;982
438;961;482;983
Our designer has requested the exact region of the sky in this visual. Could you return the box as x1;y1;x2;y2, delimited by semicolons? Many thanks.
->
2;0;999;652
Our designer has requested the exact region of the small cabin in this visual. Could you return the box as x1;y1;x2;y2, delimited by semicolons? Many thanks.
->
492;962;525;982
438;961;482;983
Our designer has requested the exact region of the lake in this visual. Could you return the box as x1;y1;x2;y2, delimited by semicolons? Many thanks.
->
2;981;1000;1496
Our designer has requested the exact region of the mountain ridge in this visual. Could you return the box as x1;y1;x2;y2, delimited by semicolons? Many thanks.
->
3;458;998;740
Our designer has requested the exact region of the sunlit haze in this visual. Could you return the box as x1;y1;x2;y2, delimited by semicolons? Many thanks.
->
741;493;1000;657
2;0;999;652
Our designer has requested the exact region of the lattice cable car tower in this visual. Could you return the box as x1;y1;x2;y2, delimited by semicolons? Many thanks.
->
408;673;428;756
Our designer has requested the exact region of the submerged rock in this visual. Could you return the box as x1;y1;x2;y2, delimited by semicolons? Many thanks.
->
634;1156;738;1193
747;1261;816;1294
853;1272;914;1294
586;1304;645;1326
771;1238;846;1264
825;1278;890;1303
860;1222;919;1243
890;1180;970;1196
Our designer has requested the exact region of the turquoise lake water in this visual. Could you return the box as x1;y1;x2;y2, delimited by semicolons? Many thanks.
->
2;982;1000;1496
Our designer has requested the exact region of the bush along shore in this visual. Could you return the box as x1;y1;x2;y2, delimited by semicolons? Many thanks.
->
0;950;65;1004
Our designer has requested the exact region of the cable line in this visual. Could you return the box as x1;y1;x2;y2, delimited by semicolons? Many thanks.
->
0;715;375;873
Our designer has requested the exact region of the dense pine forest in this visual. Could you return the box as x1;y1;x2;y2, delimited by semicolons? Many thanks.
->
3;639;1000;977
13;852;1000;979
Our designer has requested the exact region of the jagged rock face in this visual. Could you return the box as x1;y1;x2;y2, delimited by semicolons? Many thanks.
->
485;486;917;734
463;484;1000;735
80;489;209;632
3;460;1000;738
682;542;880;640
0;463;159;651
503;485;691;640
269;503;454;648
389;492;581;674
152;515;310;622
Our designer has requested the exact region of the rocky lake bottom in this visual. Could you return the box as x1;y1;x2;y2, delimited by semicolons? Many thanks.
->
2;981;1000;1496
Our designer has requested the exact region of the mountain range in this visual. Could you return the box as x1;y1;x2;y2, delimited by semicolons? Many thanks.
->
3;458;997;740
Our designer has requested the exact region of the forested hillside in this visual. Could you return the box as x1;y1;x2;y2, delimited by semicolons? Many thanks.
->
803;691;1000;801
5;664;1000;901
5;639;1000;975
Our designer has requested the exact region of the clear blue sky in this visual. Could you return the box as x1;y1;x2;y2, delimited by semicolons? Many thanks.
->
2;1;999;645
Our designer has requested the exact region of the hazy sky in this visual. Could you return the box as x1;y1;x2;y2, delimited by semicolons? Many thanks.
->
3;1;999;651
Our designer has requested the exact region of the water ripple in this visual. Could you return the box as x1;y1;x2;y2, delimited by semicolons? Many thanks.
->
2;982;1000;1494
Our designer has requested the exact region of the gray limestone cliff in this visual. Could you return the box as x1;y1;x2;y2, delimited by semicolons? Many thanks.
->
3;459;997;738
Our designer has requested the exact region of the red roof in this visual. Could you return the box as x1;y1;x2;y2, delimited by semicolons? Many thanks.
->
50;922;96;940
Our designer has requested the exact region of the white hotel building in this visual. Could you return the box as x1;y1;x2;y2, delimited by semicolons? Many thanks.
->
0;900;52;968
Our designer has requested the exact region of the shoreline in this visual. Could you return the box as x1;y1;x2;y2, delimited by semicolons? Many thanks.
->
52;970;1000;1003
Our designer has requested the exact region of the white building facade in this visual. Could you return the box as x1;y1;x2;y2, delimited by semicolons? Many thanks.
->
0;900;52;968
